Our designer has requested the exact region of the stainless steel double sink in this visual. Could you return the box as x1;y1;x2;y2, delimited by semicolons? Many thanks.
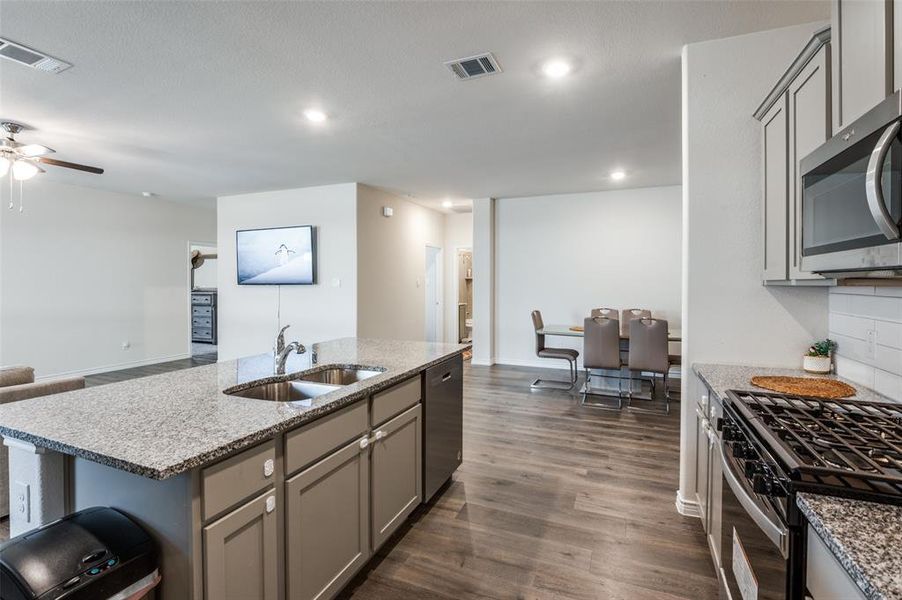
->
225;367;384;402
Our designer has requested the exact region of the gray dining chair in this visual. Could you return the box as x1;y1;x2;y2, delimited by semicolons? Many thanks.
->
581;316;624;409
530;310;579;390
620;308;651;338
590;307;618;319
627;318;672;414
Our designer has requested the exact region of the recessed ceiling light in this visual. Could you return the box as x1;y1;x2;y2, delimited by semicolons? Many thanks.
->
141;192;156;197
442;200;453;208
542;59;571;79
610;170;626;181
303;109;327;123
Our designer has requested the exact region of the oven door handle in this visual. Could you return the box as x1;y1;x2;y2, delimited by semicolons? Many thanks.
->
719;443;789;559
865;120;901;241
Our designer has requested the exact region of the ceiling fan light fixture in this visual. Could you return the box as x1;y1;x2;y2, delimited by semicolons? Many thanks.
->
0;156;9;178
12;159;39;181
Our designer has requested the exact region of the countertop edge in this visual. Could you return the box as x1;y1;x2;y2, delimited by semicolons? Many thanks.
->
0;345;470;480
797;494;884;600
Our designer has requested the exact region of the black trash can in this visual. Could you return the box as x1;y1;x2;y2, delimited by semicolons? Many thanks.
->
0;507;158;600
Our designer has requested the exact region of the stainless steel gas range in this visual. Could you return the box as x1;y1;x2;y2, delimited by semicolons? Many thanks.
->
718;390;902;600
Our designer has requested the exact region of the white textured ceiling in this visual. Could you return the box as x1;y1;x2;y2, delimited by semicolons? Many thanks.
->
0;1;829;207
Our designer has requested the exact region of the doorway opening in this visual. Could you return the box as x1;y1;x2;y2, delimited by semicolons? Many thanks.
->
424;244;443;343
455;248;473;345
189;242;218;358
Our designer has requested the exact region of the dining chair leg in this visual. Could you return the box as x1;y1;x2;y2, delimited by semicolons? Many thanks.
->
531;358;578;391
580;368;623;410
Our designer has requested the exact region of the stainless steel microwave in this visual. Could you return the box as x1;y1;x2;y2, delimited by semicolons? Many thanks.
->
800;90;901;277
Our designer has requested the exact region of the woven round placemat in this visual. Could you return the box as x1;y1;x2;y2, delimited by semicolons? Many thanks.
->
750;376;856;399
569;326;584;332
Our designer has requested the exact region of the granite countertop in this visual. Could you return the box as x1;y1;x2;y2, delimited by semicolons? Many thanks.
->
692;363;894;404
798;494;902;600
0;338;469;480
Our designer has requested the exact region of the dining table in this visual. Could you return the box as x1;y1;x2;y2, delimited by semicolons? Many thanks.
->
537;324;682;342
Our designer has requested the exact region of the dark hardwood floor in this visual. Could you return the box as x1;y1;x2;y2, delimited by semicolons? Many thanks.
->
341;363;717;600
84;352;217;387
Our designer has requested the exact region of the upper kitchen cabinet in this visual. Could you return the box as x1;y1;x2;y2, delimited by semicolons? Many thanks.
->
755;27;834;285
832;0;895;130
896;0;901;92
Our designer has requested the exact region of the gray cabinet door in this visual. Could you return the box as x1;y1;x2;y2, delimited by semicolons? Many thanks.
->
788;44;832;280
832;0;894;129
371;403;422;550
285;437;370;600
694;406;710;532
762;94;789;281
896;0;901;93
203;490;278;600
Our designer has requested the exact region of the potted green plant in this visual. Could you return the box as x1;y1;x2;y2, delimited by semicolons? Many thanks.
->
804;339;836;374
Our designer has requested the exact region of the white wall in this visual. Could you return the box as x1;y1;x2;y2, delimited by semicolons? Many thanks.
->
443;212;473;344
493;186;682;368
355;185;444;341
472;198;495;365
216;183;358;361
828;286;902;401
679;22;830;506
191;243;218;289
0;179;215;378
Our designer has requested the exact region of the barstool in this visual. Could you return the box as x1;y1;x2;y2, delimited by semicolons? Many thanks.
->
529;310;579;390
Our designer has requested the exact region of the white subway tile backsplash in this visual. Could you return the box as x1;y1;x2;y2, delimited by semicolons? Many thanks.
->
828;313;874;341
874;369;902;402
829;287;902;401
876;320;902;351
833;355;875;388
874;344;902;375
832;285;875;295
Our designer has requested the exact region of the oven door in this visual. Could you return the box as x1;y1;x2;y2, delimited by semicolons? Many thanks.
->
719;440;789;600
800;92;902;274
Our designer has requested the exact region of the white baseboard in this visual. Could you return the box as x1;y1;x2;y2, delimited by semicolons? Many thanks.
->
470;358;495;366
35;352;193;381
675;489;702;518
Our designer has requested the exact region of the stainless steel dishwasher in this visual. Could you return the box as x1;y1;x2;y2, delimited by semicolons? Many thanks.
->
423;354;463;502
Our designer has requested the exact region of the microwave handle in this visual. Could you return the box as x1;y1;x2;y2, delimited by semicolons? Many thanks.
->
865;121;901;241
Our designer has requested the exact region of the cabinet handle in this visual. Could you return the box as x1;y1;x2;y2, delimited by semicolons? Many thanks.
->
263;458;274;478
441;372;452;382
358;436;370;450
374;430;385;441
265;495;276;514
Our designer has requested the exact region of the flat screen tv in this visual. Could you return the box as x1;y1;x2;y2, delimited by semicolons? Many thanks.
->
236;225;316;285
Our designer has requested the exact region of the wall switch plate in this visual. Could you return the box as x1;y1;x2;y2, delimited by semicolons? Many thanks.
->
382;206;393;218
866;330;877;360
14;481;29;523
331;278;341;288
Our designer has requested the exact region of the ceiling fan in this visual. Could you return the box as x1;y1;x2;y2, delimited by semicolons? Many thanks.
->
0;121;104;181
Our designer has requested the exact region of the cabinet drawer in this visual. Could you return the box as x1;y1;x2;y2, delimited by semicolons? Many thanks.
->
193;328;213;340
807;525;866;599
202;440;276;521
192;317;213;328
192;294;214;305
371;375;421;427
285;400;368;476
193;305;213;317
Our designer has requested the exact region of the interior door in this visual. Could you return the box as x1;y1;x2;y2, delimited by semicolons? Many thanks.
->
424;245;442;342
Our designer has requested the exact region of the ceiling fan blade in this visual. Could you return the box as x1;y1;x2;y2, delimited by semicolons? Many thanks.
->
18;144;55;157
36;156;104;174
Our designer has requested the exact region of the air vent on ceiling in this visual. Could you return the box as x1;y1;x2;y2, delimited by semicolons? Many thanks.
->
444;52;501;81
0;38;71;74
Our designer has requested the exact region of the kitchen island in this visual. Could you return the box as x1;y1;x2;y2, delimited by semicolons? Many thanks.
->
0;337;469;600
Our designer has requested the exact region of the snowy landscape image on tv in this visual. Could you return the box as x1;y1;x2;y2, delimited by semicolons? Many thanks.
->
236;225;316;285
